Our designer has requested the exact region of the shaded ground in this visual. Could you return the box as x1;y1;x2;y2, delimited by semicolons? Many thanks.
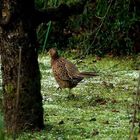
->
1;54;140;139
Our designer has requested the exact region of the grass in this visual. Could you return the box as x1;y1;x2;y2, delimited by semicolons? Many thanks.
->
1;53;140;139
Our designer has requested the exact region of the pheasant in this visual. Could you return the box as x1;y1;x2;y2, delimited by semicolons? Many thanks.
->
48;48;97;90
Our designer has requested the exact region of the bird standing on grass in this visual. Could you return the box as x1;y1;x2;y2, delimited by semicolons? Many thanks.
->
48;48;97;92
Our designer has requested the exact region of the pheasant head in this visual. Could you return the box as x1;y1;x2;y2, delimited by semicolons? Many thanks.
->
48;48;59;60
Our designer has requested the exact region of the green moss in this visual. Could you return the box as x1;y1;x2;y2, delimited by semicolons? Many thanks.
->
0;115;5;140
5;83;14;94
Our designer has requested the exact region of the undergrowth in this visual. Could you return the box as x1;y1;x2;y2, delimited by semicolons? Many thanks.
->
35;0;140;55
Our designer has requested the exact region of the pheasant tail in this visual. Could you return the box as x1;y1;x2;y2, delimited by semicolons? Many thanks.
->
78;72;98;77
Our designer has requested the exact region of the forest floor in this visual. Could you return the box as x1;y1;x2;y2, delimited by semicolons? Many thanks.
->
1;53;140;140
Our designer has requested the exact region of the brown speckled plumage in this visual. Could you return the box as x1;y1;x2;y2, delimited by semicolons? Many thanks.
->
49;48;97;89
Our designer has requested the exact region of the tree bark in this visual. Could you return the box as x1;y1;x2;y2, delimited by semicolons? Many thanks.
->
0;0;44;133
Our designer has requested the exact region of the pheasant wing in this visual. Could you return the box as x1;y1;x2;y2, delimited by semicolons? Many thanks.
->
62;58;80;79
52;57;73;81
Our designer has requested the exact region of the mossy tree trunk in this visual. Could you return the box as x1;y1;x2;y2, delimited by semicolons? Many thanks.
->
0;0;44;133
0;0;87;133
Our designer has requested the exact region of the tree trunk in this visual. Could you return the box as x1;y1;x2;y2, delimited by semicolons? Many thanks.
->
0;0;44;133
0;0;87;134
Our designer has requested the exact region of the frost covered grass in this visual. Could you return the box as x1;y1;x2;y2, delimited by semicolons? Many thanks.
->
20;54;139;140
1;53;140;139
